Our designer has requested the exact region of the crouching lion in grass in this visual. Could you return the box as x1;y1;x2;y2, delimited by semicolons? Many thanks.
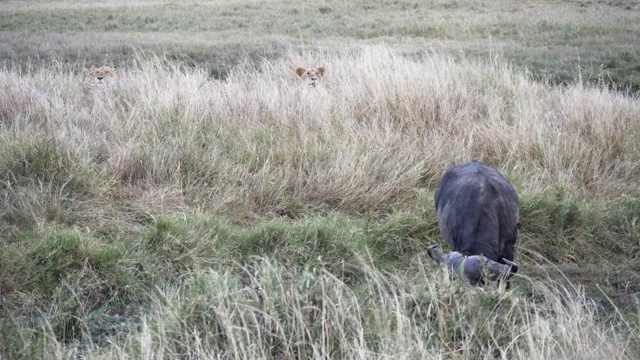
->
296;66;325;87
83;65;120;90
82;65;120;93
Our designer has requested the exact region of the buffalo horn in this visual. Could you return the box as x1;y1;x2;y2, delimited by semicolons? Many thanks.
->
427;244;446;264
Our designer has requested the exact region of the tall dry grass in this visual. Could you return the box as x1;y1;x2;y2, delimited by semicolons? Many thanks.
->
1;45;638;220
19;258;638;359
1;45;640;358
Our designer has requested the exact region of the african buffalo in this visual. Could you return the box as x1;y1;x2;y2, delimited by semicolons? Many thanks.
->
428;160;520;286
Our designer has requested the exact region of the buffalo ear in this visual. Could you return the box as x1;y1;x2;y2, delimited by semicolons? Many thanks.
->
316;66;325;76
296;67;306;77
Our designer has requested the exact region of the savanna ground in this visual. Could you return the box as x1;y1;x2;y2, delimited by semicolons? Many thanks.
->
1;0;640;359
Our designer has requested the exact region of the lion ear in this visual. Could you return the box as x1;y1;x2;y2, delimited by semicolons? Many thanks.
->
296;67;306;77
316;66;325;76
90;65;98;73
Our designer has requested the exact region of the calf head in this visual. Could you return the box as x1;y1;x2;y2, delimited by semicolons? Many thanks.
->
427;244;518;286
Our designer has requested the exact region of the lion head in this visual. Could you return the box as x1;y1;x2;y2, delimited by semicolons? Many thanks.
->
90;65;119;86
296;66;325;87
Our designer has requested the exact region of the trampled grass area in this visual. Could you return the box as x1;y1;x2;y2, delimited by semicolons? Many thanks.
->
1;0;640;358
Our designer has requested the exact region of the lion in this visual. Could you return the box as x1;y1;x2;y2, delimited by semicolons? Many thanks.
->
296;66;325;87
89;65;119;86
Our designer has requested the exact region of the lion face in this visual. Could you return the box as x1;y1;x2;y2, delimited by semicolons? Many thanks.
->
90;65;119;86
296;66;325;87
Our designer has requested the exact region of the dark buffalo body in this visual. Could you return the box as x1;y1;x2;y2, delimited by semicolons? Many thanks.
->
434;160;519;264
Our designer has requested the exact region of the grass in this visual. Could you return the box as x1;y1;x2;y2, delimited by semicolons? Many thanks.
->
1;0;640;89
1;44;639;358
1;0;640;358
